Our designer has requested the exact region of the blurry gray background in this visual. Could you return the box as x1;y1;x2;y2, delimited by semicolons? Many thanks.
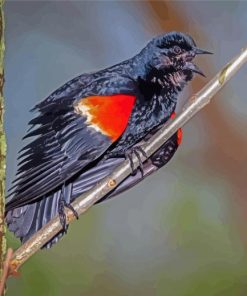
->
5;1;247;295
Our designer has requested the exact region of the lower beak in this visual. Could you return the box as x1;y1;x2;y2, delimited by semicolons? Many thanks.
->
183;62;206;77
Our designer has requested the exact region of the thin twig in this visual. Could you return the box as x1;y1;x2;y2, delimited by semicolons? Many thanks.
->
7;46;247;273
0;249;13;296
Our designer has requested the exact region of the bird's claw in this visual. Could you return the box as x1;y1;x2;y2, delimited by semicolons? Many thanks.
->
125;146;148;177
58;199;79;231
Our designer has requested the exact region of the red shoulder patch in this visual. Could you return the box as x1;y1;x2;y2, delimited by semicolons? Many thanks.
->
177;128;182;145
75;94;136;141
170;112;182;145
170;112;176;119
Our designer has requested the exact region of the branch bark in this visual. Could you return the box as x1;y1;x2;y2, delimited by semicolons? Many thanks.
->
0;0;6;291
7;46;247;272
0;249;13;296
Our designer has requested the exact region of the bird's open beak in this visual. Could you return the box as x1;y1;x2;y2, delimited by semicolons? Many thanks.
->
183;47;212;77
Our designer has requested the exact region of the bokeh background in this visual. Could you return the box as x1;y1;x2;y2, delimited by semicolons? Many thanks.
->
4;1;247;295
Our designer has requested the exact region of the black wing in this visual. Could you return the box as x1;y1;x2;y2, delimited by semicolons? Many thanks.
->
6;96;122;210
6;63;137;212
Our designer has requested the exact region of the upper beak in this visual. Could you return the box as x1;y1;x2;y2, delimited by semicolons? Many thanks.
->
194;47;213;55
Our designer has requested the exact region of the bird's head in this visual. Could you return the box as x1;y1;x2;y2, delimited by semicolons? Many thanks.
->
142;32;212;91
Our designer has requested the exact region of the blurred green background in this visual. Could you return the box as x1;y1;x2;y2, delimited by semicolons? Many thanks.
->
4;1;247;295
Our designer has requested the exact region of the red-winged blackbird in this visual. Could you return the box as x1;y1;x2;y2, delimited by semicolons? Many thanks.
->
6;32;211;248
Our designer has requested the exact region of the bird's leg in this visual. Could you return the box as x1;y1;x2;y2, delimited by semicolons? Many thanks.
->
58;186;79;231
58;197;67;231
125;146;148;177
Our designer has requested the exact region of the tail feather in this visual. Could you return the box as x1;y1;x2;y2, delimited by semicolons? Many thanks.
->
6;203;37;240
5;159;124;248
6;189;67;248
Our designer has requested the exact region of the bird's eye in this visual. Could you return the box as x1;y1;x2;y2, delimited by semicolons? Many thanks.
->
173;46;182;54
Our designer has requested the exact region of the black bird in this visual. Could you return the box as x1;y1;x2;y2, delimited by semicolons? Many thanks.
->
5;32;211;248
